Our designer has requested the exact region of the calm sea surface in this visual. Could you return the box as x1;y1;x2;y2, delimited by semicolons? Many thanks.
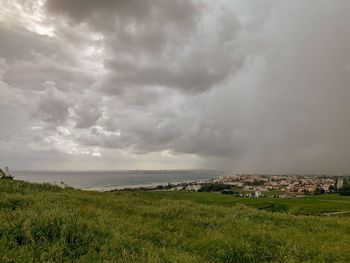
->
12;170;221;191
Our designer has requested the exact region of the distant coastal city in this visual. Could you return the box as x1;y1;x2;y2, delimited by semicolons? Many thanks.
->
5;167;350;197
118;173;350;198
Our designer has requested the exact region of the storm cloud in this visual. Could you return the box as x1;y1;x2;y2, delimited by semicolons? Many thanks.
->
0;0;350;173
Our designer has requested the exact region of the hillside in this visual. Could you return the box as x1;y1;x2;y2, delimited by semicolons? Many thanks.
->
1;179;350;262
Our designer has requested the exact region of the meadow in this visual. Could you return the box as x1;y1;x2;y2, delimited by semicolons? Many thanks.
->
1;179;350;262
143;191;350;215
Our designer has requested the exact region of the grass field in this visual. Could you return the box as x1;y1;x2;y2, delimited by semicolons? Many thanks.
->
1;179;350;262
142;191;350;215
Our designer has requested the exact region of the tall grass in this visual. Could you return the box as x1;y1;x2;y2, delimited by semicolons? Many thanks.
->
1;179;350;262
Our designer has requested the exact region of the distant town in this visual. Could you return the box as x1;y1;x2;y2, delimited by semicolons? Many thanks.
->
116;173;350;198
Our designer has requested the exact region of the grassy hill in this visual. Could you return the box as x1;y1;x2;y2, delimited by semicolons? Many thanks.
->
1;179;350;262
142;191;350;215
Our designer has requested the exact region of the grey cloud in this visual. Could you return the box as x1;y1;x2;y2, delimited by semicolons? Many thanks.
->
85;0;350;173
46;0;245;94
0;23;95;93
45;0;201;33
35;81;72;125
75;106;102;129
2;0;350;172
74;97;103;129
76;96;244;159
77;104;183;152
216;0;350;173
100;8;245;94
2;51;94;91
78;125;123;149
0;24;68;62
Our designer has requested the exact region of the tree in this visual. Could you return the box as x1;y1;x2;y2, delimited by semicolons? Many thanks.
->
198;183;232;192
340;177;350;196
314;187;325;195
0;167;13;179
339;185;350;196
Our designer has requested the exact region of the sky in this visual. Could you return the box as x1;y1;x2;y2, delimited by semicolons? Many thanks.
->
1;0;350;173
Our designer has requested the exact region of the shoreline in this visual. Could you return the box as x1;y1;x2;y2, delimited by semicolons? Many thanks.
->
10;173;347;197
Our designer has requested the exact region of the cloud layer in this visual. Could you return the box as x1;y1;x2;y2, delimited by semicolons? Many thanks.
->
1;0;350;173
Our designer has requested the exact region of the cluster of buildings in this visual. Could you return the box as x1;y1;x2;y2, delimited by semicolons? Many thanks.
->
213;174;341;194
117;173;347;198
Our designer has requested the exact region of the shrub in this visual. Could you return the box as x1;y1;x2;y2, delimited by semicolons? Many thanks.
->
339;185;350;196
0;167;14;180
314;187;325;195
198;183;232;192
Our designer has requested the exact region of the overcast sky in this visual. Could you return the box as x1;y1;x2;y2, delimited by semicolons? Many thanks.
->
1;0;350;173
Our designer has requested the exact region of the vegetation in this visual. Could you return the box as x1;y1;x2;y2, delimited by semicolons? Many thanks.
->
198;183;233;192
145;191;350;215
339;177;350;196
340;185;350;196
0;167;14;180
314;187;325;195
1;180;350;262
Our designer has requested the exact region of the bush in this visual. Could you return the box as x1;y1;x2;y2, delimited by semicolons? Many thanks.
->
340;177;350;196
314;187;325;195
198;183;232;192
339;185;350;196
0;167;14;179
221;189;234;195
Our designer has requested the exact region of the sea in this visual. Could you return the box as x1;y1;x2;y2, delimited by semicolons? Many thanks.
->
12;170;221;191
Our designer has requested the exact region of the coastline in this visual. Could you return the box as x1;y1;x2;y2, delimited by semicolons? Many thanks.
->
12;170;220;192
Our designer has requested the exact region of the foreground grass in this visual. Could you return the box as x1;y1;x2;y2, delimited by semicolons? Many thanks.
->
1;180;350;262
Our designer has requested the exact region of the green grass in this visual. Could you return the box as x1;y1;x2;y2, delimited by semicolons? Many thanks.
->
1;179;350;262
142;191;350;215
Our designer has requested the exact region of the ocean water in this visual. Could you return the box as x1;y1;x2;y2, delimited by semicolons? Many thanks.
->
12;170;220;191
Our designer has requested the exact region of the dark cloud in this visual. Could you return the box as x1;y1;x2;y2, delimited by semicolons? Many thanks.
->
1;0;350;172
46;0;245;94
45;0;201;33
100;7;244;94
